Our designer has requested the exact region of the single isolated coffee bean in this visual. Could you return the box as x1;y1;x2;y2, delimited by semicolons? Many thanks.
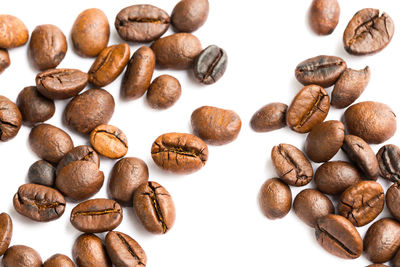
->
309;0;340;35
343;8;394;55
73;234;111;267
171;0;209;32
56;145;100;176
0;95;22;142
295;55;346;87
90;124;128;159
43;254;75;267
250;103;287;132
146;75;181;109
191;106;242;145
258;178;292;220
331;67;370;109
193;45;228;85
151;132;208;174
28;160;56;187
2;245;42;267
133;181;175;234
0;213;12;256
286;85;329;133
0;15;29;48
387;183;400;222
0;49;10;74
377;144;400;182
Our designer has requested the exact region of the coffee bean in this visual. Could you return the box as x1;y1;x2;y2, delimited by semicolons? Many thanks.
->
71;8;110;58
286;85;329;133
250;103;287;132
0;213;12;256
70;198;123;233
364;218;400;263
331;67;370;109
105;231;147;267
367;265;388;267
191;106;241;145
193;45;227;84
172;0;209;32
377;144;400;183
115;4;170;42
344;8;394;55
29;24;67;70
28;160;56;187
305;120;344;163
314;161;361;195
387;183;400;222
133;181;175;234
271;143;313;186
146;75;181;109
109;157;149;205
56;145;100;176
90;124;128;159
0;15;29;48
151;132;208;174
258;178;292;220
0;49;10;74
315;214;362;259
337;181;384;227
309;0;340;35
43;254;75;267
2;245;42;267
341;135;380;180
73;234;111;267
151;33;202;69
122;46;155;100
64;88;115;134
0;95;22;142
295;55;346;87
393;248;400;267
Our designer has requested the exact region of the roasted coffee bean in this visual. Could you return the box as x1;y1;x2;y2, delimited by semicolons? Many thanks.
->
377;144;400;182
393;248;400;267
341;135;380;180
0;49;10;74
151;33;202;69
151;132;208;174
146;75;181;109
337;181;384;227
250;103;287;132
172;0;209;32
56;145;100;175
56;161;104;201
364;218;400;263
2;245;42;267
367;265;388;267
89;43;130;87
191;106;241;145
121;46;155;100
258;178;292;220
36;69;88;100
0;213;12;256
387;183;400;222
105;231;147;267
0;15;29;48
314;161;361;195
64;88;115;134
0;95;22;141
29;24;67;70
343;8;394;55
70;198;123;233
193;45;227;84
90;124;128;159
115;4;170;42
133;181;175;234
295;55;346;87
73;234;111;267
43;254;75;267
109;157;149;205
305;120;344;163
309;0;340;35
315;214;362;259
28;160;56;187
286;85;329;133
331;67;370;109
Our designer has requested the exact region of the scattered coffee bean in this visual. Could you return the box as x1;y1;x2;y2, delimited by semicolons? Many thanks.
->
393;248;400;267
250;103;287;132
43;254;75;267
28;160;56;187
0;95;22;142
193;45;227;84
171;0;209;32
0;49;10;74
387;183;400;222
73;234;111;267
0;213;12;256
258;178;292;220
377;144;400;183
0;15;29;48
90;124;128;159
56;145;100;176
3;245;42;267
146;74;181;109
309;0;340;35
367;265;388;267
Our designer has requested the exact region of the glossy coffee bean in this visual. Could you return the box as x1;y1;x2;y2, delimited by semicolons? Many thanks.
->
146;75;181;109
271;143;313;186
191;106;241;145
28;160;56;187
90;124;128;159
172;0;209;32
193;45;227;84
0;95;22;141
43;254;75;267
387;184;400;222
250;103;287;132
377;144;400;182
258;178;292;220
344;8;394;55
71;198;123;233
0;49;10;74
2;245;42;267
0;213;12;256
309;0;340;35
0;15;29;48
56;145;100;175
73;234;111;267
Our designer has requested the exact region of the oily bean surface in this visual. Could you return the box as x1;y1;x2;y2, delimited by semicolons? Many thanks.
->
387;184;400;222
43;254;75;267
73;234;111;267
309;0;340;35
172;0;209;32
0;213;12;256
377;144;400;183
258;178;292;220
0;15;29;48
0;95;22;142
56;145;100;175
193;45;227;84
0;49;10;74
146;75;181;109
28;160;56;187
90;124;128;159
250;103;287;132
2;245;42;267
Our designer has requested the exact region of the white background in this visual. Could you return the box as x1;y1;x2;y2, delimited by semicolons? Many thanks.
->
0;0;399;266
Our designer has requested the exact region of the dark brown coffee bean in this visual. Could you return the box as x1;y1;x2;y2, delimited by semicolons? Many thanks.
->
151;132;208;174
387;184;400;222
133;181;175;234
115;4;170;43
295;55;346;87
43;254;75;267
341;135;380;180
29;24;67;70
331;67;370;109
193;45;227;85
258;178;292;220
109;157;149;205
0;15;29;48
28;160;56;187
105;231;147;267
364;218;400;263
367;264;388;267
146;75;181;109
309;0;340;35
315;214;362;259
71;198;123;233
90;124;128;159
314;161;362;195
122;46;155;100
191;106;241;145
151;33;202;69
56;145;100;176
0;95;22;142
73;234;111;267
2;245;42;267
71;8;109;57
64;88;115;134
250;103;287;132
393;248;400;267
377;144;400;183
344;8;394;55
286;85;329;133
171;0;209;32
0;213;12;256
56;161;104;201
0;49;10;74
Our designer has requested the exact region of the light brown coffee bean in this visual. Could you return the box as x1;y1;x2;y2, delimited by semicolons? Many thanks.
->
90;124;128;159
0;213;12;256
73;234;111;267
250;103;287;132
3;245;42;267
146;75;181;109
258;178;292;220
0;49;10;74
0;15;29;48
